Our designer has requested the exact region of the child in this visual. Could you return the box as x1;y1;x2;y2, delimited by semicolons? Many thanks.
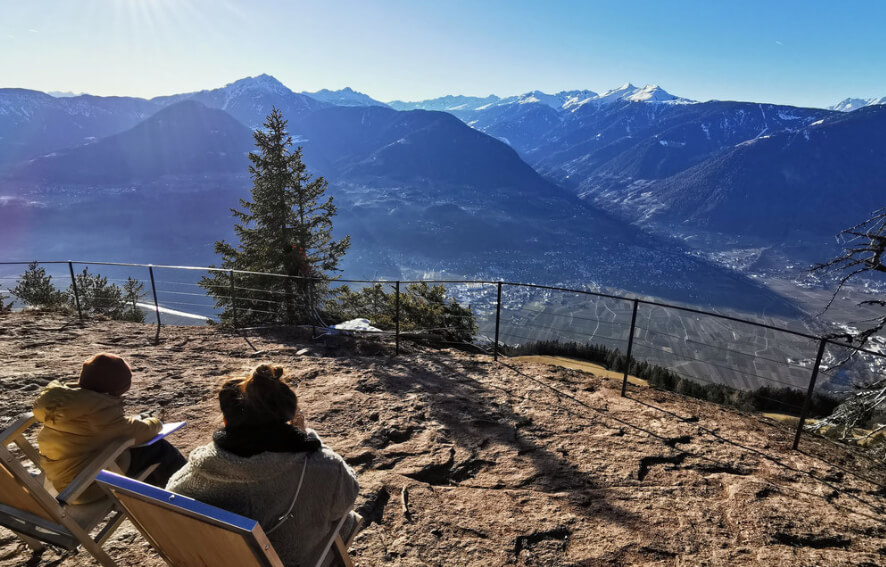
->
33;352;186;504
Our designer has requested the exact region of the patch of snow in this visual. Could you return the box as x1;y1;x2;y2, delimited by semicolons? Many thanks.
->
830;96;886;112
777;110;802;120
330;318;382;333
135;302;210;321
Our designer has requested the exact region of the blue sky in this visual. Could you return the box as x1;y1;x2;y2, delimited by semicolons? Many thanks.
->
3;0;885;107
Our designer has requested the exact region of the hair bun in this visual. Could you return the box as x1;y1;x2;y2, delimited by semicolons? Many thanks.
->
252;364;284;382
219;365;297;428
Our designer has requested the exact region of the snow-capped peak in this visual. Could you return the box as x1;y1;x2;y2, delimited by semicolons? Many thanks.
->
301;87;388;107
558;89;599;110
625;84;679;102
830;96;886;112
514;91;565;108
564;83;694;110
495;89;600;110
48;91;84;98
594;83;640;104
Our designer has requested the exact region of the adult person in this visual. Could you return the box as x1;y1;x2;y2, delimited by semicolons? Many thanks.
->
167;364;360;567
32;352;186;504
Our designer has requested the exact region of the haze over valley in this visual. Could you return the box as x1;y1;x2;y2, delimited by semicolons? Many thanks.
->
2;74;884;331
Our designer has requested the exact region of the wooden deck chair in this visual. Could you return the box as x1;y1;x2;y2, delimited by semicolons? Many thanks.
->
0;412;156;567
95;470;360;567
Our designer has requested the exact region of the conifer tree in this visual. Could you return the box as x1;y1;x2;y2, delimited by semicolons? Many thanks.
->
68;268;125;319
12;262;65;309
201;107;349;325
121;277;146;322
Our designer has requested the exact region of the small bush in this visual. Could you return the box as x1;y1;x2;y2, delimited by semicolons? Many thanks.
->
326;282;477;344
0;290;12;313
120;277;146;323
64;268;145;322
67;268;125;319
12;262;66;309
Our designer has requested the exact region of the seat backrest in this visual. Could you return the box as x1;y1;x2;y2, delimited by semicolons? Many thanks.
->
96;471;284;567
0;451;59;524
0;415;61;526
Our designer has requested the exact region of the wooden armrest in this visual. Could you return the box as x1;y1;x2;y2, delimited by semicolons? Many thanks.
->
343;511;364;547
57;437;135;504
0;413;36;444
14;436;43;469
315;509;354;567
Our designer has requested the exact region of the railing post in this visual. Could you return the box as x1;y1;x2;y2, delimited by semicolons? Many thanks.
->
793;338;828;450
229;270;238;329
394;281;401;356
148;266;161;343
67;262;83;321
493;282;503;361
621;299;640;397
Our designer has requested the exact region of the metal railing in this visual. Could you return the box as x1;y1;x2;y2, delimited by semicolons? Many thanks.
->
1;259;884;453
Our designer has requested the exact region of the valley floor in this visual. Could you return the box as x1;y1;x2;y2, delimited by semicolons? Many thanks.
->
1;312;884;566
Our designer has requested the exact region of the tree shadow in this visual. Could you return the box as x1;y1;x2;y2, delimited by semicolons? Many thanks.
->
366;354;652;534
796;432;886;487
624;389;886;519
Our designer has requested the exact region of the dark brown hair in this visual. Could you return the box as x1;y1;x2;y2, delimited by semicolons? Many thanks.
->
219;364;297;428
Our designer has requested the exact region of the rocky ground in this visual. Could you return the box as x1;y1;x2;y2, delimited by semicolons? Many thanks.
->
1;311;884;566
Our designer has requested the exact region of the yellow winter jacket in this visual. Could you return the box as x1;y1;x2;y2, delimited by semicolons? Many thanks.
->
32;381;161;503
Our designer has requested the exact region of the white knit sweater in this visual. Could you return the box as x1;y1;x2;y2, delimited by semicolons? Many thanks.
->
166;430;359;567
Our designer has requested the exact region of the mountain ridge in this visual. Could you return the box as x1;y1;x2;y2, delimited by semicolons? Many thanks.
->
301;87;389;108
637;105;886;240
8;100;254;184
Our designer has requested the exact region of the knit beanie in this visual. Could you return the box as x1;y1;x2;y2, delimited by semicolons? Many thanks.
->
79;353;132;396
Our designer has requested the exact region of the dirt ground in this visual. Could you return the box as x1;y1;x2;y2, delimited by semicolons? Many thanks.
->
1;311;884;567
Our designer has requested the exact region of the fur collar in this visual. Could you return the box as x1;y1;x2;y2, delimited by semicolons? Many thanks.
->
213;423;321;457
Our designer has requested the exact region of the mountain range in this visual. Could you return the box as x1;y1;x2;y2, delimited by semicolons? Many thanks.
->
388;84;690;117
629;105;886;241
2;74;884;319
